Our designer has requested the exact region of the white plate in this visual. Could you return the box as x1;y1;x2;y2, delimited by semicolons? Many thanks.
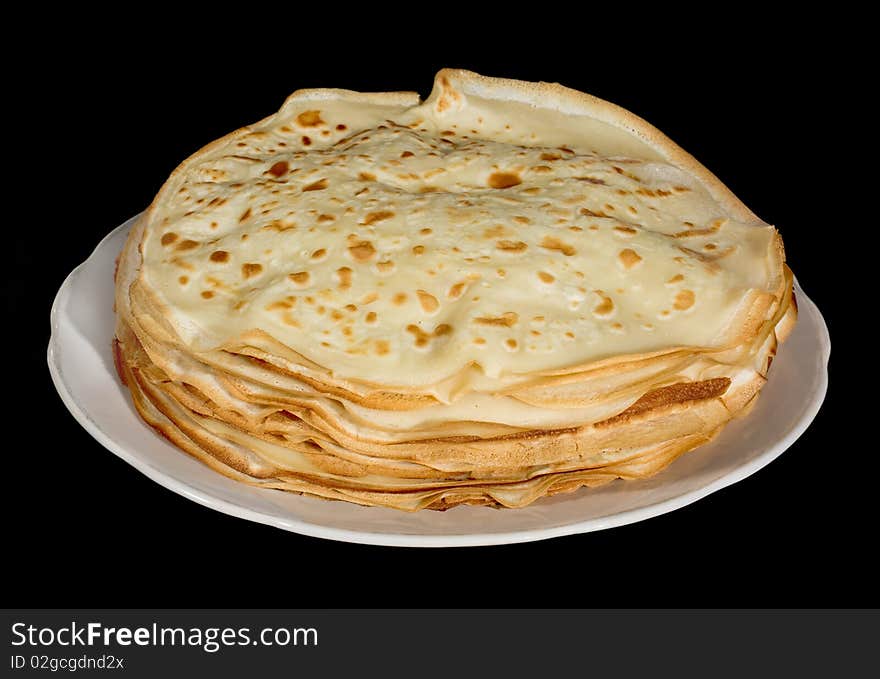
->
49;215;830;547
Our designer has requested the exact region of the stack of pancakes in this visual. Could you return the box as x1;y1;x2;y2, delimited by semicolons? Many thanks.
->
114;70;796;510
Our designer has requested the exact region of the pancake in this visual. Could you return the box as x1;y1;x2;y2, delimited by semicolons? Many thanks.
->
113;69;796;510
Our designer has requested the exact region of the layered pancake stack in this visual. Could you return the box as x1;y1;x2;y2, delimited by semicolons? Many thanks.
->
114;70;796;510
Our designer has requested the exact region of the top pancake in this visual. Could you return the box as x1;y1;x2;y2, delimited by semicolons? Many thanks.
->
134;69;786;389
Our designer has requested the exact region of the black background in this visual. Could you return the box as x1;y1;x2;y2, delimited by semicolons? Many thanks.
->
8;20;865;608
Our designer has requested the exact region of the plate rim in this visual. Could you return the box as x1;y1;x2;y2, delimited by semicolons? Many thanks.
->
48;216;831;547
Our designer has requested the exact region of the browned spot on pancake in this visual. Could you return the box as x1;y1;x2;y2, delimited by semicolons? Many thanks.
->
539;236;576;256
242;263;263;279
348;240;376;262
618;248;642;269
484;225;508;238
267;161;289;177
361;292;378;305
296;110;323;127
598;378;732;427
161;232;178;246
672;221;724;238
448;282;466;299
488;172;522;189
374;340;390;355
288;271;310;286
506;338;518;350
261;220;297;233
393;292;408;305
336;124;347;131
358;172;376;181
400;150;414;158
201;290;214;299
336;266;352;291
361;210;394;225
209;250;229;263
175;239;199;251
376;259;395;272
667;274;684;285
435;77;457;113
416;290;439;313
674;290;695;310
538;271;555;284
303;178;327;191
266;297;296;311
301;136;312;146
576;176;606;185
239;208;252;222
540;152;561;161
580;207;610;219
178;276;188;285
474;312;518;327
311;248;327;260
317;213;335;223
496;240;528;253
613;226;637;237
405;323;449;348
406;326;426;346
592;292;615;317
365;311;377;324
473;337;486;345
677;246;721;272
446;274;480;299
513;215;531;225
412;245;425;255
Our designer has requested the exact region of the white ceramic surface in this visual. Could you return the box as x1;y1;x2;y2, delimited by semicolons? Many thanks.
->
48;216;830;547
